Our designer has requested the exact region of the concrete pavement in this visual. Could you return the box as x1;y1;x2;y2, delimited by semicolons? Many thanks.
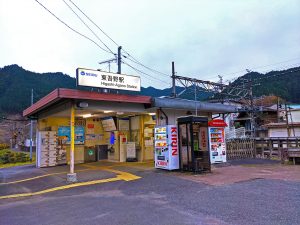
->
0;160;299;225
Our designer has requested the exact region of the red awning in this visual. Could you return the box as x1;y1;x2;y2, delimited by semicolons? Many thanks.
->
23;88;152;117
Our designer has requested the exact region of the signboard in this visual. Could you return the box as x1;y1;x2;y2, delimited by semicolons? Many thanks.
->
126;142;136;159
101;117;117;131
58;126;85;144
208;119;227;127
76;68;141;92
118;118;129;131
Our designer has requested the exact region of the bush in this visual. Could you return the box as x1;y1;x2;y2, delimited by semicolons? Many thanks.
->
0;143;9;150
0;150;30;164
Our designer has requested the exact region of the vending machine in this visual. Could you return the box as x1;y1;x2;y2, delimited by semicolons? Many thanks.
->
154;125;179;170
208;119;227;164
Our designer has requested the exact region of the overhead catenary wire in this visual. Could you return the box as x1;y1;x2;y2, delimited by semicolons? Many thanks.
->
35;0;169;86
34;0;114;55
122;60;171;84
208;57;300;81
61;0;115;55
122;55;170;77
123;62;170;85
66;0;169;77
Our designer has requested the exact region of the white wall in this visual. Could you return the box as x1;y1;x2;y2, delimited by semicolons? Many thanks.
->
289;111;300;123
268;127;300;137
157;109;211;126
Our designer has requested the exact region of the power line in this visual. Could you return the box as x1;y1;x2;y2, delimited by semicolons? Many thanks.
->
67;0;119;46
122;55;170;77
34;0;113;55
67;0;169;77
207;57;300;81
61;0;115;55
123;60;170;84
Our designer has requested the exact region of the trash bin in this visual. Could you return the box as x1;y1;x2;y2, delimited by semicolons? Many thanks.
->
84;147;96;162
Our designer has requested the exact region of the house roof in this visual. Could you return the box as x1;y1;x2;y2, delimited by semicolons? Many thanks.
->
23;88;152;117
152;97;237;113
264;122;300;128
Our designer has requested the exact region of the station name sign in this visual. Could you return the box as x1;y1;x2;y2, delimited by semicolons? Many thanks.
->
76;68;141;92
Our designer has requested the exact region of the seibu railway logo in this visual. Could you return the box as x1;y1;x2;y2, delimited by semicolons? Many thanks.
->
171;126;178;156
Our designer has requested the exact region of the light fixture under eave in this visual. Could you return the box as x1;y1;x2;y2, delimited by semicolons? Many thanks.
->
82;114;92;118
116;112;124;115
104;110;113;113
148;113;156;116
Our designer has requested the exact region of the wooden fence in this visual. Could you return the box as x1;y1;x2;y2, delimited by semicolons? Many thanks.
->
255;137;300;164
226;137;300;164
226;138;255;160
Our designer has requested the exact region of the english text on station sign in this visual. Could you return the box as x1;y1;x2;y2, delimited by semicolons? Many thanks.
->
76;68;141;92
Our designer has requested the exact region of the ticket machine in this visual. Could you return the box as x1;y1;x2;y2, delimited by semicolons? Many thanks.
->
177;116;211;173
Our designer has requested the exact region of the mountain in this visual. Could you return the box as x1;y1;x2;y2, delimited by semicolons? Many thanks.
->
0;64;210;115
0;65;75;114
215;66;300;103
1;64;299;115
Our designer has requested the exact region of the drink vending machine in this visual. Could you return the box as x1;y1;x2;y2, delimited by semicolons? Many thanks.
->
154;125;179;170
208;119;227;163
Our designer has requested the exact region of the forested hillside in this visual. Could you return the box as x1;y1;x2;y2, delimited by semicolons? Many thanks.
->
0;64;299;115
218;66;300;102
0;65;197;114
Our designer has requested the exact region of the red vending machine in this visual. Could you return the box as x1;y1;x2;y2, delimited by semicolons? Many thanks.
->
208;119;227;164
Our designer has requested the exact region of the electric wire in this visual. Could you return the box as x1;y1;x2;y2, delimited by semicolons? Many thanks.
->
36;0;169;85
122;55;170;77
61;0;115;55
67;0;169;77
122;60;170;84
123;62;170;85
34;0;113;55
208;57;300;81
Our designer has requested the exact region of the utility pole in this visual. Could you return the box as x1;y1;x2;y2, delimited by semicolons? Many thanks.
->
172;61;176;97
277;96;280;123
285;102;291;137
194;84;197;116
30;89;33;161
117;46;122;74
248;76;255;137
218;75;224;103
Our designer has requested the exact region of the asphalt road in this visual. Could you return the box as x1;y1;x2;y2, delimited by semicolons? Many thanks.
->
0;164;300;225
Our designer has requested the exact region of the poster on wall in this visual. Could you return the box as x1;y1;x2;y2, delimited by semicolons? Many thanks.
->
86;123;95;134
126;142;136;159
101;117;117;131
58;126;85;144
118;118;129;131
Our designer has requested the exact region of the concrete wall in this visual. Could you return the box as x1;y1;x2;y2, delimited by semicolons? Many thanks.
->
268;127;300;137
157;109;211;126
290;111;300;123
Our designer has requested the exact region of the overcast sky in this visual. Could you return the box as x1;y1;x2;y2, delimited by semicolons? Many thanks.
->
0;0;299;88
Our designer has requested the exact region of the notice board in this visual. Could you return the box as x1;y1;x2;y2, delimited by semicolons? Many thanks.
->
58;126;85;145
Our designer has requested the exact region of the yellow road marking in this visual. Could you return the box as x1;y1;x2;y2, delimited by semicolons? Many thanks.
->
82;164;141;181
0;166;141;200
0;176;122;200
0;169;91;185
